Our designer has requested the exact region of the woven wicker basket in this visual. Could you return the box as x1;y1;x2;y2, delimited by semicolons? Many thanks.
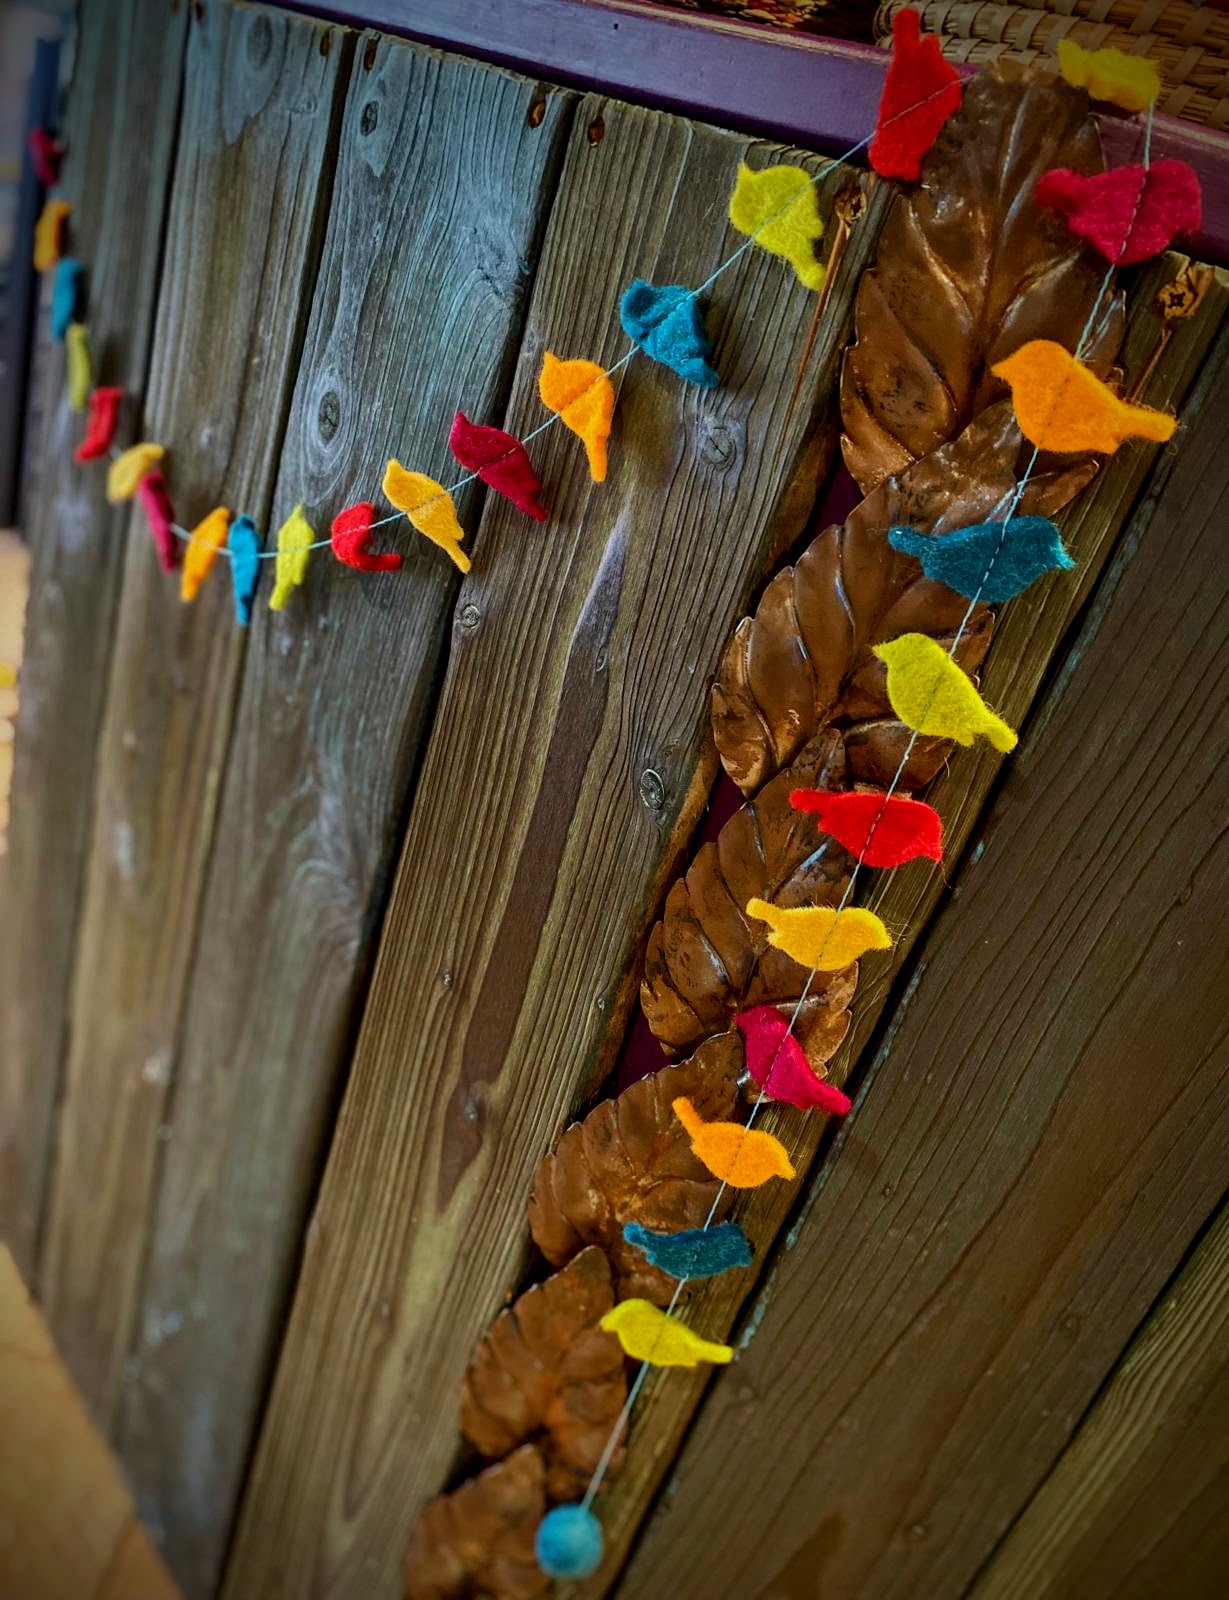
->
876;0;1229;125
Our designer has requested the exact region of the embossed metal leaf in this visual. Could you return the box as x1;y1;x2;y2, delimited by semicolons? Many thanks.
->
460;1248;627;1502
841;59;1125;495
528;1036;742;1306
641;731;856;1052
404;1443;547;1600
711;402;1096;795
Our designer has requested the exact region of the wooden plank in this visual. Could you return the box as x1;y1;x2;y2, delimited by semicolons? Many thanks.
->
618;308;1229;1599
224;97;892;1600
111;39;576;1600
559;255;1229;1597
36;0;347;1458
0;0;188;1280
973;1200;1229;1599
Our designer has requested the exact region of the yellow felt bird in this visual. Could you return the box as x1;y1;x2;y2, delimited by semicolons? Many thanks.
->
728;163;826;291
993;341;1176;455
106;442;165;503
600;1300;733;1368
269;504;315;611
33;198;70;272
383;461;470;573
1056;40;1161;113
672;1096;795;1188
874;634;1018;752
65;324;91;412
746;898;891;971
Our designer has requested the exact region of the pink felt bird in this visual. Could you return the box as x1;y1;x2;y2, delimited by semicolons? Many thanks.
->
1035;161;1201;267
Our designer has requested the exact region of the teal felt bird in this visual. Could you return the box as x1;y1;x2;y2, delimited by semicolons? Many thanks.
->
888;515;1075;603
619;279;719;388
228;515;263;626
622;1220;752;1280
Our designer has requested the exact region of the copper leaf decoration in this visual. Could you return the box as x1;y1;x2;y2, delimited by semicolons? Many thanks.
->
642;732;854;1051
404;1444;547;1600
528;1035;742;1306
841;60;1124;495
461;1248;627;1502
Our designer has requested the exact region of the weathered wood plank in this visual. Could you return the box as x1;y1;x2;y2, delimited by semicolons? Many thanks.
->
36;0;347;1465
568;257;1229;1596
111;40;575;1600
224;99;891;1600
0;0;188;1280
973;1200;1229;1599
619;308;1229;1599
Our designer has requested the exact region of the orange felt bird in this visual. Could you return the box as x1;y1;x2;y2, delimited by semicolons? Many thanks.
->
992;341;1176;454
673;1096;796;1188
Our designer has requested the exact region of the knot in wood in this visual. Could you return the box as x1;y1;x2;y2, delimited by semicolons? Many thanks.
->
700;421;737;470
457;603;481;633
246;13;273;68
317;389;341;442
360;99;378;137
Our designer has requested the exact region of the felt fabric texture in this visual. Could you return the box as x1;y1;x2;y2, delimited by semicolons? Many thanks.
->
619;279;719;388
535;1506;604;1580
745;898;892;970
672;1095;796;1188
790;787;943;867
538;353;615;482
1035;162;1202;266
449;411;547;520
735;1006;853;1115
622;1220;753;1280
992;340;1177;453
51;258;84;341
33;198;69;271
65;323;91;413
135;471;178;574
727;163;825;291
888;515;1075;603
228;515;262;625
870;8;962;182
383;461;470;572
180;507;231;603
1057;40;1161;112
28;126;63;188
75;386;122;462
331;500;403;574
269;505;315;610
600;1299;734;1368
875;633;1018;751
106;442;164;503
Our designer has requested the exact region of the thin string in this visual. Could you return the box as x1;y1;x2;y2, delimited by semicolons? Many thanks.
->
576;97;1156;1514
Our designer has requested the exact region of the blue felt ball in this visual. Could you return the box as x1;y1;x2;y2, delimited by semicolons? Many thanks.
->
534;1504;604;1579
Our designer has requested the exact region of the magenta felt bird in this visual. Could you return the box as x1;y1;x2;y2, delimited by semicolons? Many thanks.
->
1034;161;1201;266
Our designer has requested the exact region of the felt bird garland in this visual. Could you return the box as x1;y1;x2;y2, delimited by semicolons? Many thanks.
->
874;633;1018;751
992;341;1177;454
728;163;826;291
228;516;263;625
331;500;402;573
1056;40;1161;112
449;412;547;521
383;463;470;572
65;324;91;412
735;1006;853;1115
619;280;719;388
75;387;122;462
107;442;164;503
181;507;231;603
269;506;315;611
1035;162;1202;267
672;1096;796;1187
51;259;84;340
622;1220;753;1281
600;1300;733;1368
33;198;69;271
538;354;615;482
869;6;963;181
746;898;893;970
789;787;944;867
135;471;177;573
887;516;1075;603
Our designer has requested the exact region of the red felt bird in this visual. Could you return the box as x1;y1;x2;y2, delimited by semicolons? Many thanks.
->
135;470;178;574
736;1006;852;1115
449;411;547;521
330;501;402;572
869;7;962;182
74;386;123;462
790;787;943;868
1034;161;1202;267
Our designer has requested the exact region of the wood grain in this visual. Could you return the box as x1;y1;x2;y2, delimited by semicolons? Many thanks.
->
224;98;891;1600
974;1200;1229;1600
111;40;574;1600
618;308;1229;1599
0;0;188;1280
553;256;1229;1598
36;0;346;1481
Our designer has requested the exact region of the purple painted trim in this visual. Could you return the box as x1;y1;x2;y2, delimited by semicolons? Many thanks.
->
288;0;1228;263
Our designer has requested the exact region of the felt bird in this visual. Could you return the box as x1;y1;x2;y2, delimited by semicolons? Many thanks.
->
382;463;468;572
1035;162;1202;267
727;163;826;291
269;505;315;610
107;442;165;502
1057;39;1160;112
449;411;547;520
622;1220;753;1281
600;1299;733;1368
65;323;91;412
331;500;402;573
135;471;178;573
874;633;1017;751
180;507;231;602
28;126;63;188
746;898;892;971
888;516;1074;604
735;1006;853;1115
619;279;719;388
538;354;615;482
51;259;84;341
76;386;123;462
790;787;943;868
992;340;1177;454
33;198;69;271
228;515;262;625
870;7;962;182
672;1095;796;1188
